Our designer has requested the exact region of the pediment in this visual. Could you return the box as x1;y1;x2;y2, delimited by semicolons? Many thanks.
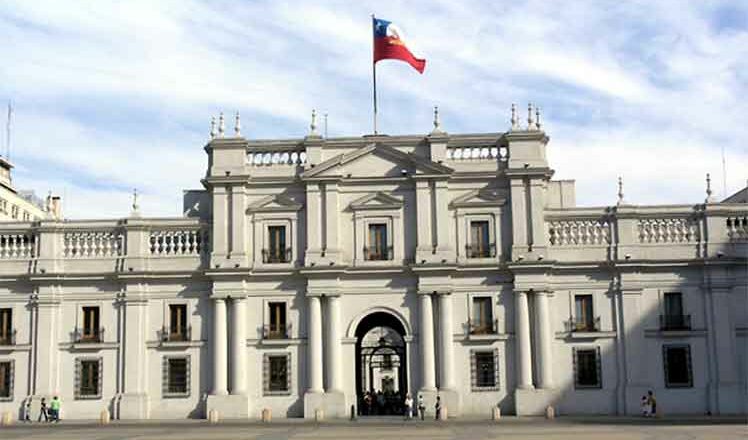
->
450;188;506;208
301;143;453;180
246;194;302;213
349;192;403;211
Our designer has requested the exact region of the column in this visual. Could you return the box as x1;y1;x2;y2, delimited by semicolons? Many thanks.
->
419;294;436;390
415;180;433;255
212;298;228;395
324;183;340;257
34;298;61;396
230;297;247;395
230;185;246;258
515;291;533;389
307;296;324;393
438;293;455;390
325;295;342;392
434;180;452;253
535;291;554;388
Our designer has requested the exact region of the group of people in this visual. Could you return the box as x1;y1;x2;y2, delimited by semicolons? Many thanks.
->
641;390;658;417
361;391;445;420
23;396;62;423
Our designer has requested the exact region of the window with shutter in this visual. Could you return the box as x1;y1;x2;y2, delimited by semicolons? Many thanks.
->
163;356;190;397
264;353;292;395
573;347;602;389
470;349;499;391
76;357;102;399
0;360;13;400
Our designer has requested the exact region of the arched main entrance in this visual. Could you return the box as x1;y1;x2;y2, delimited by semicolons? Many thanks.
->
354;311;408;416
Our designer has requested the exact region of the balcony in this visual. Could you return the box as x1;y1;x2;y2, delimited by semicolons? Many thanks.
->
262;248;292;264
659;314;691;331
465;243;496;259
363;246;393;261
468;318;498;335
0;329;16;346
160;325;192;342
74;327;104;343
263;323;292;340
564;316;600;333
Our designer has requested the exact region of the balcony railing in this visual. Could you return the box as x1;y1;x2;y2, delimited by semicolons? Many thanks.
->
160;325;192;342
465;243;496;259
659;314;691;331
363;246;393;261
74;327;104;343
262;248;293;264
0;329;17;345
564;316;600;333
467;318;498;335
263;323;292;339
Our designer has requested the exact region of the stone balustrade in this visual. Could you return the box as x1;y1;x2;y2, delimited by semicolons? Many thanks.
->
64;230;124;258
726;215;747;241
149;228;207;256
638;217;699;243
548;218;611;246
0;232;36;258
446;146;507;161
247;150;307;166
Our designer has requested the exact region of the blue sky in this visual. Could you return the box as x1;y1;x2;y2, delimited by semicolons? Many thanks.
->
0;0;746;218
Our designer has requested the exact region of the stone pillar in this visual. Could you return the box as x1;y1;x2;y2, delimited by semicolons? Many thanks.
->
323;183;340;260
433;180;453;256
325;295;342;393
535;291;553;389
212;298;228;395
230;297;247;395
307;296;324;393
415;180;433;259
419;294;436;390
33;293;61;397
515;291;533;389
438;293;455;390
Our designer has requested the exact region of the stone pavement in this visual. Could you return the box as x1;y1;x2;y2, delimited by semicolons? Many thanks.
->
0;416;746;440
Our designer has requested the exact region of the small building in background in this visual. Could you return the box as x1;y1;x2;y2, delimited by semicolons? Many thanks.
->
0;157;61;221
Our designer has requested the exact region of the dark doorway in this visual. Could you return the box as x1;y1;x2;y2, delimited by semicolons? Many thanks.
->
355;312;407;416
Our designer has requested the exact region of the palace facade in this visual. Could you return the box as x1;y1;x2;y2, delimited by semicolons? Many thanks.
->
0;108;746;420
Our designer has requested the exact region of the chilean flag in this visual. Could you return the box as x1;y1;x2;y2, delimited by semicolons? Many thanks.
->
373;17;426;74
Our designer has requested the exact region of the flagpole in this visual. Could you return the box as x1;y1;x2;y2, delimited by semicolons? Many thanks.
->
371;14;378;135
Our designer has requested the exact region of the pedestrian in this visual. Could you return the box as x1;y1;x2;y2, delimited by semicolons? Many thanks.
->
50;396;61;422
403;393;413;420
417;394;425;420
647;390;657;417
641;395;650;417
38;397;48;422
24;399;32;422
435;395;442;420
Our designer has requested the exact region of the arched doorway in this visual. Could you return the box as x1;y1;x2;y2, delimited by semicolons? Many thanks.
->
354;311;408;416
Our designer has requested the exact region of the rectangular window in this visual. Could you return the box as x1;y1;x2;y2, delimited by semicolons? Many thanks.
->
469;220;491;258
267;225;288;263
471;350;499;391
264;353;291;395
366;223;388;260
267;302;287;339
81;306;101;342
661;293;689;330
169;304;188;341
163;356;190;397
471;297;494;334
574;347;602;389
574;295;595;331
663;345;693;388
0;308;11;345
0;360;12;400
76;358;102;399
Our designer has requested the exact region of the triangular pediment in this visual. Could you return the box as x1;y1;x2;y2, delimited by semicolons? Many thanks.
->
349;192;403;211
450;188;506;208
301;143;453;180
246;194;302;213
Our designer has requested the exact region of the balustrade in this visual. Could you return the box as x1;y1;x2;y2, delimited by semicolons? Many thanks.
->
638;218;698;243
726;216;747;241
150;229;206;256
446;146;507;161
247;150;307;166
64;230;123;258
548;219;611;246
0;232;35;258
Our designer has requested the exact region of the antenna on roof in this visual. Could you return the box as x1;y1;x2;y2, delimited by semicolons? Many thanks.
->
5;101;11;160
721;145;727;199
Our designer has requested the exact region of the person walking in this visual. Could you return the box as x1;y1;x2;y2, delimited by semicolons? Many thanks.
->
647;390;657;417
403;393;413;420
24;399;32;422
434;395;442;421
37;397;48;422
50;396;61;422
417;394;425;420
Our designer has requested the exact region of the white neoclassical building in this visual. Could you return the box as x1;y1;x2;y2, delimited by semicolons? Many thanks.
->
0;107;746;420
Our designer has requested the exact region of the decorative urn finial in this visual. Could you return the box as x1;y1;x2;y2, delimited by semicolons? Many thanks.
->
527;103;536;130
218;112;225;138
431;105;444;134
234;112;241;137
209;116;216;139
617;176;625;206
131;188;140;217
705;173;715;203
511;103;518;131
535;106;542;131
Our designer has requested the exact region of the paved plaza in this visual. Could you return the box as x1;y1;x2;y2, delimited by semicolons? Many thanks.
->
1;417;746;440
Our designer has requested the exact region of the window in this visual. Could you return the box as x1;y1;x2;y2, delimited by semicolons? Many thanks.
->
265;225;289;263
267;302;288;339
573;295;596;331
264;353;291;395
365;223;389;260
10;205;17;219
471;297;494;334
663;345;693;388
0;360;13;400
163;356;190;397
471;350;499;391
573;347;602;389
661;292;689;330
168;304;188;341
75;358;102;399
468;220;492;258
80;306;101;342
0;308;12;345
